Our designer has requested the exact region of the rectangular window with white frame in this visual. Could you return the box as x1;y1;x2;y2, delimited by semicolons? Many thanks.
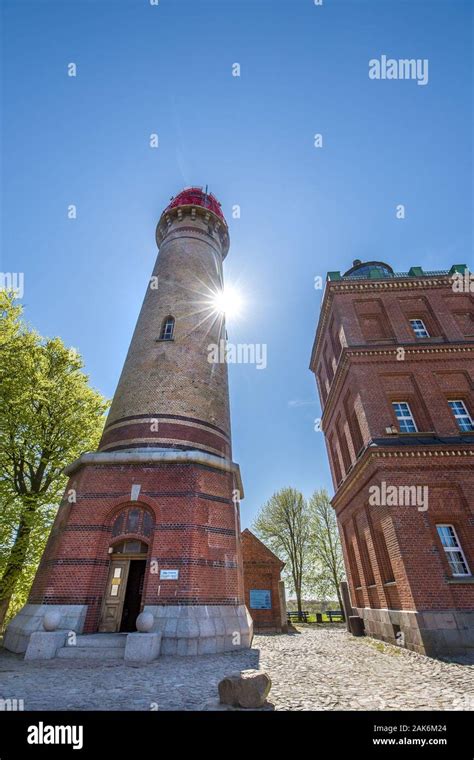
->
436;524;471;577
409;318;430;338
448;400;474;432
392;401;418;433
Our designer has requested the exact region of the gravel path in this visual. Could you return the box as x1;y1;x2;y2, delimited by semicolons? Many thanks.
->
1;626;473;711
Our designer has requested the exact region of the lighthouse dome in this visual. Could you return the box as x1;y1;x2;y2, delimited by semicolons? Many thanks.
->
165;187;226;222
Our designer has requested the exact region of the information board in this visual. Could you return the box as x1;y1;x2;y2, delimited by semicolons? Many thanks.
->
249;589;272;609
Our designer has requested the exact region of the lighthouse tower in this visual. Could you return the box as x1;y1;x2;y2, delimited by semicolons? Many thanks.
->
5;187;253;656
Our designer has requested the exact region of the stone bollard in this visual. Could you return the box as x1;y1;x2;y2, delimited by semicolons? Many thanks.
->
124;612;161;665
136;612;154;633
42;610;61;632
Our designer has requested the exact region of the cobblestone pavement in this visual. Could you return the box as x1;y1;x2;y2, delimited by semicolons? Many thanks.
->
0;626;473;711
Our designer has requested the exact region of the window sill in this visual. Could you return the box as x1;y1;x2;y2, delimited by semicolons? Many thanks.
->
412;336;443;342
155;338;175;343
446;577;474;584
383;581;397;587
397;431;436;437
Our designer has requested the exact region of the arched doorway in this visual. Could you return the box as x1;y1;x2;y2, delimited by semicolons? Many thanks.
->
98;506;153;633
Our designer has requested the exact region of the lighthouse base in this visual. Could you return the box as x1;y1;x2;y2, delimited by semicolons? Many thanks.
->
143;604;253;655
3;603;253;657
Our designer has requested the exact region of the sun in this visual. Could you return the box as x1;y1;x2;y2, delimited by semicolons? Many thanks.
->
210;285;243;319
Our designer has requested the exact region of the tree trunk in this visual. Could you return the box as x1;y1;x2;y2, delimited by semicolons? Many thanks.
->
0;511;33;630
0;597;12;631
295;588;303;617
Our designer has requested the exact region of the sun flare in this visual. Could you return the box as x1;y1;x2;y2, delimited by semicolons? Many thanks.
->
209;285;243;319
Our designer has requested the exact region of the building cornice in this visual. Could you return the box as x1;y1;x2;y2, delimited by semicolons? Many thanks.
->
332;443;474;512
321;342;474;430
64;449;244;497
156;204;230;258
310;274;459;374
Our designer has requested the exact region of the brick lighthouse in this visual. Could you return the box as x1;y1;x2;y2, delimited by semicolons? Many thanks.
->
311;260;474;657
5;187;253;656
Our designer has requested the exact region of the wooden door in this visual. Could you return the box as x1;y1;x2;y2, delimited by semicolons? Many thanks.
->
98;559;130;632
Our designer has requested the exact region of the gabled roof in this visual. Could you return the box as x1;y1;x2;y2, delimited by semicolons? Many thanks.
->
241;528;285;570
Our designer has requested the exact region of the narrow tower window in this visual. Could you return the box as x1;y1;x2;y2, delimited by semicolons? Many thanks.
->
159;316;175;341
436;524;471;576
448;400;474;432
409;318;430;338
392;401;418;433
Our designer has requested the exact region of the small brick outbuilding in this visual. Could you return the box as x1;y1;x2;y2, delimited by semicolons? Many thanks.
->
241;529;288;633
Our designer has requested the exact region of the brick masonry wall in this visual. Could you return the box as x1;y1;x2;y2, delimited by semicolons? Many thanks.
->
29;462;245;633
101;209;232;454
310;273;474;627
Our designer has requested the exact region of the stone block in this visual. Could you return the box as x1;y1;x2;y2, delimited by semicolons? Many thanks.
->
195;606;211;619
177;637;198;656
418;612;441;630
438;614;458;630
403;612;420;629
240;632;253;648
176;618;199;638
198;619;216;638
161;638;177;656
380;623;395;639
223;617;240;636
4;605;87;654
405;628;422;646
124;632;161;664
145;605;167;620
440;629;463;649
198;637;217;655
164;617;178;636
24;631;67;660
418;628;442;652
387;610;401;626
218;671;271;709
142;604;253;655
214;618;226;636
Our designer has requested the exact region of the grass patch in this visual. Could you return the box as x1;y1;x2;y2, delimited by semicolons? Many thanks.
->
365;638;403;656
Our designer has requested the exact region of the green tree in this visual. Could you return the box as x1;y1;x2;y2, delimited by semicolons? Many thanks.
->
253;487;310;616
0;293;109;629
308;488;346;618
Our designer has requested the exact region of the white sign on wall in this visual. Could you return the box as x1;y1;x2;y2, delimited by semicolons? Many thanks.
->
159;569;179;580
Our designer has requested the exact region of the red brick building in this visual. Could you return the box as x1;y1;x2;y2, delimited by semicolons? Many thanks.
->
241;529;287;633
5;188;253;656
310;260;474;656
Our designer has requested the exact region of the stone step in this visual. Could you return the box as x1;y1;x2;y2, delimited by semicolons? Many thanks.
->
56;646;124;660
55;633;127;659
71;634;127;649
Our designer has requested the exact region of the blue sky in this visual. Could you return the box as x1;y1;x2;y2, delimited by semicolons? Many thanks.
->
2;0;472;529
